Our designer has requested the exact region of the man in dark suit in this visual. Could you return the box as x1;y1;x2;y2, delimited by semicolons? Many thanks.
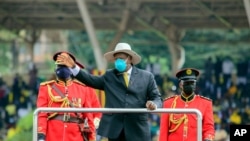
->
56;43;162;141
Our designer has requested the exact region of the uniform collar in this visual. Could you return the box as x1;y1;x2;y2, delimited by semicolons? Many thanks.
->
181;93;195;102
56;79;73;86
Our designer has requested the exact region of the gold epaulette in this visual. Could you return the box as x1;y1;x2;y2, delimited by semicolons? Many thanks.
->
73;79;86;86
40;80;56;86
197;95;212;101
164;95;177;101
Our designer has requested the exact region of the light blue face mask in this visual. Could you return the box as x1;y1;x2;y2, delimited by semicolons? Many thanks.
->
114;58;127;72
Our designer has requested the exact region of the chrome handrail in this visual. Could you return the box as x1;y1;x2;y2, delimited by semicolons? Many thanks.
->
33;108;202;141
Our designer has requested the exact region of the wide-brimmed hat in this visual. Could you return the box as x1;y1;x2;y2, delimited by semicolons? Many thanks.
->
104;43;141;65
53;51;85;69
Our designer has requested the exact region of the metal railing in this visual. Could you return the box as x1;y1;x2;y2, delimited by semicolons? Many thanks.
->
33;108;202;141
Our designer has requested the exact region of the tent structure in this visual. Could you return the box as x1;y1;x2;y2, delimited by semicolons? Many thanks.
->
0;0;249;30
0;0;250;71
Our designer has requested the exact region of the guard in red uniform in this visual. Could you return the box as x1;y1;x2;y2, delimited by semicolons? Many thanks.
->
159;68;215;141
86;90;102;129
37;51;97;141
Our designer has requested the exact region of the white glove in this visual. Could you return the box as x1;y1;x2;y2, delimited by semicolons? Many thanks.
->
94;118;100;129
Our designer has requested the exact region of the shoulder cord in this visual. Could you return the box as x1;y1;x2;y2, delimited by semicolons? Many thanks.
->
47;84;68;106
47;84;68;118
49;84;82;119
48;84;89;141
169;96;188;133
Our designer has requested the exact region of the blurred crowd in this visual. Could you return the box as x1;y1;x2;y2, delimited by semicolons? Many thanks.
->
0;55;250;141
0;64;42;140
0;65;43;141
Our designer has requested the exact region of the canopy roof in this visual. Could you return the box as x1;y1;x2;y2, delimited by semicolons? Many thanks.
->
0;0;249;30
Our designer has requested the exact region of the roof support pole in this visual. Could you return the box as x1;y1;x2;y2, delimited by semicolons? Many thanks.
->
194;0;232;28
243;0;250;27
165;25;185;75
106;0;140;52
106;9;130;52
76;0;107;70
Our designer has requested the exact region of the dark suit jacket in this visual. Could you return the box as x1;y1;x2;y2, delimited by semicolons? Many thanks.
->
75;66;162;141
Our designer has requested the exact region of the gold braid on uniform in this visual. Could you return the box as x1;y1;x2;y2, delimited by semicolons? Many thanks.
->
169;96;188;133
47;84;70;119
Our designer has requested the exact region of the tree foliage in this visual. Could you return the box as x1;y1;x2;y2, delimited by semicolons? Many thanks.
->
67;28;250;74
0;28;249;75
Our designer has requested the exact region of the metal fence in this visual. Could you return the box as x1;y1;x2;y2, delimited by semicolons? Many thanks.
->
33;108;202;141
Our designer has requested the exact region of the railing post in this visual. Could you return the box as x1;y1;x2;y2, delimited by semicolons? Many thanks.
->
33;108;202;141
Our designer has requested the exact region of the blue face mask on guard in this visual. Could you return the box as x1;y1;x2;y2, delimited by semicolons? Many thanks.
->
114;58;127;72
55;66;72;80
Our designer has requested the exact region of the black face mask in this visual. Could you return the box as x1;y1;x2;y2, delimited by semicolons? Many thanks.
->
183;82;196;95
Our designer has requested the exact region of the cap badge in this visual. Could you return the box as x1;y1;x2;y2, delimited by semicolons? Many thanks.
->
186;69;192;75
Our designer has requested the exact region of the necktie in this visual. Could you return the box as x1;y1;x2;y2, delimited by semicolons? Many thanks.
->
123;72;129;87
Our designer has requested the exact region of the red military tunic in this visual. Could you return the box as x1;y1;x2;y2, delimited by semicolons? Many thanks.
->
86;89;102;119
85;87;102;129
159;94;215;141
37;79;96;141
